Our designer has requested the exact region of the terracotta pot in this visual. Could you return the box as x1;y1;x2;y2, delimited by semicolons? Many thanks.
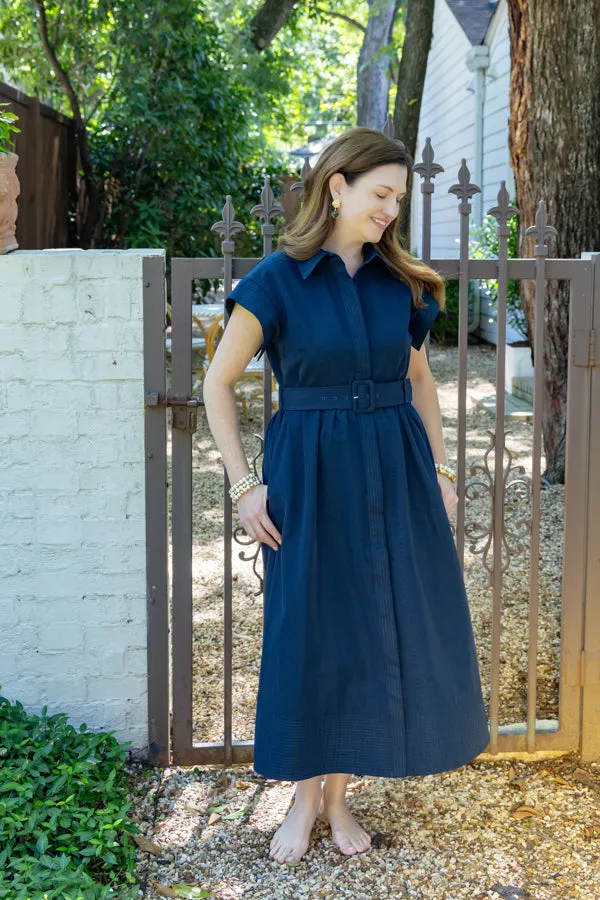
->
0;152;19;254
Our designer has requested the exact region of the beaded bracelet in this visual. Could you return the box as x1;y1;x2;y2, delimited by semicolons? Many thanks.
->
435;463;457;484
228;472;261;504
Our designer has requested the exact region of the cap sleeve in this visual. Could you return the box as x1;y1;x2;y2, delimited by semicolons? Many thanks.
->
224;274;280;361
409;291;440;351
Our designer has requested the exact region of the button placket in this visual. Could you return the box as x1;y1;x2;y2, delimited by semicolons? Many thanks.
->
325;262;406;772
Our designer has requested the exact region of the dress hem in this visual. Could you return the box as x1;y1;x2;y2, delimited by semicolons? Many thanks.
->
251;726;491;783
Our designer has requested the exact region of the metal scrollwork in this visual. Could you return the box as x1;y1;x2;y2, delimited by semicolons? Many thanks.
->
465;429;532;583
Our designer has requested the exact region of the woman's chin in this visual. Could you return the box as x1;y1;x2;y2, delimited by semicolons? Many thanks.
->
368;224;384;240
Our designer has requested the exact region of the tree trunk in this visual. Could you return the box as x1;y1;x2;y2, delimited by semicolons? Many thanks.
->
356;0;398;130
391;0;435;245
249;0;299;51
507;0;600;483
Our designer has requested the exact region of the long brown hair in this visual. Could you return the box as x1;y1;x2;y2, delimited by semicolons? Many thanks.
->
278;127;445;311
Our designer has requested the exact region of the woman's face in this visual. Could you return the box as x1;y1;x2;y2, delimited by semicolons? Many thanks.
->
330;163;408;242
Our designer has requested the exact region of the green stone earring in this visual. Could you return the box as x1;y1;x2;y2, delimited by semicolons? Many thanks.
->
330;199;341;219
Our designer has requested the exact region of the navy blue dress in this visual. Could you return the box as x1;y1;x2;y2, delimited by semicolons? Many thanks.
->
225;242;490;781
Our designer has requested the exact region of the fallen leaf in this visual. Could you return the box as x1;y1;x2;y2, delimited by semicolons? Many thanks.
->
510;805;545;820
553;776;572;787
508;778;528;791
490;883;533;898
133;834;163;855
207;812;221;825
235;780;251;789
222;806;249;820
171;886;216;899
371;831;393;848
151;883;217;900
151;883;177;898
572;768;598;787
179;804;208;816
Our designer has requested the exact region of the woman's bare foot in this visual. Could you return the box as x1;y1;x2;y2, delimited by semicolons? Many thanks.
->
317;797;371;855
269;780;323;865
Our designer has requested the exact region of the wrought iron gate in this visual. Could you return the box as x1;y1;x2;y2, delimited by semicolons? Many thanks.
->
143;136;600;768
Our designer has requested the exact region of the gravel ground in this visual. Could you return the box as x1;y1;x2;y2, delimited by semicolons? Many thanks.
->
126;342;599;899
127;753;600;899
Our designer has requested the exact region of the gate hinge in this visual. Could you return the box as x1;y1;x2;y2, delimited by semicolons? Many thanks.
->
573;329;599;367
145;391;201;434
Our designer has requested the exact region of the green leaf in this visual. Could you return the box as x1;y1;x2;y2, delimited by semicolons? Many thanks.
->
171;887;216;899
36;833;49;855
222;807;249;819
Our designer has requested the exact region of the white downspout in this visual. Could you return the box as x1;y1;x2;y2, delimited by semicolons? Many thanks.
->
466;45;490;333
466;45;490;228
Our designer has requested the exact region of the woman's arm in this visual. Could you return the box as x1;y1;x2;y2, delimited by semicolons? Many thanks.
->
407;343;458;516
203;304;264;486
203;305;282;550
407;344;448;465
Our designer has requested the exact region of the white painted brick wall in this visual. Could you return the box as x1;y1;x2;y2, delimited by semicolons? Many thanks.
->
0;249;162;754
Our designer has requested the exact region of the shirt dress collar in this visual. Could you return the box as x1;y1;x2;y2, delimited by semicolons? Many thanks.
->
297;241;385;279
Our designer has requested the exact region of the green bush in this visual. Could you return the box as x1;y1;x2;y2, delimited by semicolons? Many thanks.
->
0;102;21;155
91;0;291;280
0;690;140;900
430;278;483;346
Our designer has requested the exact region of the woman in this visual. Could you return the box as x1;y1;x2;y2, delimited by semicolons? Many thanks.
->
203;127;490;866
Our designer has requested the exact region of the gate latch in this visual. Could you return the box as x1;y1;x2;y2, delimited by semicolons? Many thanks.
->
145;391;201;434
573;329;599;367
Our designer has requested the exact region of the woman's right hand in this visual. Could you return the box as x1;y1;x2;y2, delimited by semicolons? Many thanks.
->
235;483;282;551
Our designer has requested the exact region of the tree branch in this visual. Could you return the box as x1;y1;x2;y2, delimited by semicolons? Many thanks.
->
34;0;85;131
34;0;100;247
313;6;366;33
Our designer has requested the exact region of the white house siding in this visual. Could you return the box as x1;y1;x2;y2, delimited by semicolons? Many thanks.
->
411;0;475;262
477;0;522;344
412;0;522;344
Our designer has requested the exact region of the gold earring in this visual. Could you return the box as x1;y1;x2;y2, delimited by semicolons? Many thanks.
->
330;199;341;219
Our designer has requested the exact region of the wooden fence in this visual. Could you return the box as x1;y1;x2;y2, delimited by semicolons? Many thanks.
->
1;81;78;249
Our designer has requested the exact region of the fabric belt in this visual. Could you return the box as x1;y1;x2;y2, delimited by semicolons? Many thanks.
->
278;377;412;413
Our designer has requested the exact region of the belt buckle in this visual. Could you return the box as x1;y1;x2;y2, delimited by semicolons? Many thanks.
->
351;378;375;413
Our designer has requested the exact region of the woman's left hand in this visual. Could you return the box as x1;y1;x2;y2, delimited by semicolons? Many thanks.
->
437;473;459;517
